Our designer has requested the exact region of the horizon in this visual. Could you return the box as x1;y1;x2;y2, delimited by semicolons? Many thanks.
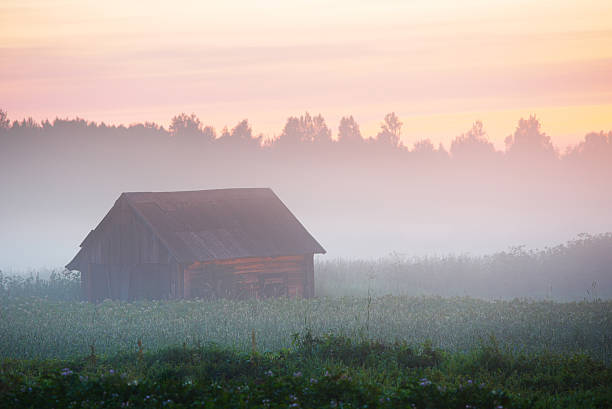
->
2;109;610;152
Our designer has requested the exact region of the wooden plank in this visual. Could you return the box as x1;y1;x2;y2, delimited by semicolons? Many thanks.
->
187;255;305;270
181;254;312;299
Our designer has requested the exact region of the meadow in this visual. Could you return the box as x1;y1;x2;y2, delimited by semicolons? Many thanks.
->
1;295;611;363
1;241;612;408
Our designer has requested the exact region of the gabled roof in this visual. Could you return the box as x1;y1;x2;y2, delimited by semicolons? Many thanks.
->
68;188;325;268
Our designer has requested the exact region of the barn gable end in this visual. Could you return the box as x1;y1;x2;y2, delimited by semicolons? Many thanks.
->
67;195;180;301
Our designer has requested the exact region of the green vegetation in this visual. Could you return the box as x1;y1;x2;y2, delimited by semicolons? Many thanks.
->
1;296;610;362
2;333;611;408
1;254;611;407
316;233;612;300
0;269;80;301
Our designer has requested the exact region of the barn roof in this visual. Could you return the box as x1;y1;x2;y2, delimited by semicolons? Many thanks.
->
69;188;325;267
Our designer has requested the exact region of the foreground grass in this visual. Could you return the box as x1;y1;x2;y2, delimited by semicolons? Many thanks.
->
1;333;611;409
1;296;610;362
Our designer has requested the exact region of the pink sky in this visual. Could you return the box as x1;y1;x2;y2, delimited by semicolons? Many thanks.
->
1;0;612;149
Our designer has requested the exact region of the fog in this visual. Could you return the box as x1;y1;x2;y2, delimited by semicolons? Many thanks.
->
0;110;611;271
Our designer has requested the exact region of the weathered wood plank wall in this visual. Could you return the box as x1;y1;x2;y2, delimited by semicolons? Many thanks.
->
77;198;177;301
184;255;314;299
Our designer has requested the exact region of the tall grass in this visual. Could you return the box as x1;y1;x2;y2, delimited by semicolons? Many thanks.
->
316;233;612;300
0;269;81;301
1;296;610;362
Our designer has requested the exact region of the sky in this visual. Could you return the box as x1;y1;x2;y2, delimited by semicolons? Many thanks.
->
1;0;612;149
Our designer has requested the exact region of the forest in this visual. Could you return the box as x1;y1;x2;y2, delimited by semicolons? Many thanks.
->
1;108;611;268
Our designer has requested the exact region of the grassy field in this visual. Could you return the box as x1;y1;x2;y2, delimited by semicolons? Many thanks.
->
1;296;611;362
1;246;611;408
0;297;611;408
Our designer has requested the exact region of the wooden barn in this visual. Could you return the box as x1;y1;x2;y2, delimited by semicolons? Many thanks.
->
66;188;326;301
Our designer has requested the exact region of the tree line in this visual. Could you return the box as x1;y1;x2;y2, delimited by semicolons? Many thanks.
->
2;108;611;162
